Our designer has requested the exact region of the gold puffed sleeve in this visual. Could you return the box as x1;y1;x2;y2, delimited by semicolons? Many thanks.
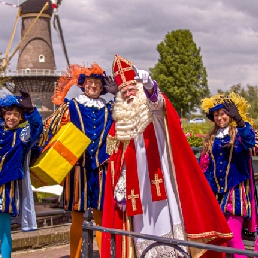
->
38;102;70;146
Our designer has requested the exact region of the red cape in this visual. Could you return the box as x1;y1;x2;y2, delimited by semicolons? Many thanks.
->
102;95;232;258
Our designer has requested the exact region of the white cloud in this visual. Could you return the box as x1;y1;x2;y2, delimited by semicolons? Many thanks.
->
0;0;258;95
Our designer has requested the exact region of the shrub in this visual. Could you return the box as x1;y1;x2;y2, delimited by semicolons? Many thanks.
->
182;122;212;147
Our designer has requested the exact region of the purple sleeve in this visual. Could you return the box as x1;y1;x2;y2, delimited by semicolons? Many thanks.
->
143;80;158;102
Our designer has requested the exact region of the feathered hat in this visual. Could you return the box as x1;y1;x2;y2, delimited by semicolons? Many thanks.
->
201;92;254;126
52;63;107;105
112;54;137;90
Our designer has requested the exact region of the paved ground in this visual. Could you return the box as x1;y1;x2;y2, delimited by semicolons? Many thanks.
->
12;242;100;258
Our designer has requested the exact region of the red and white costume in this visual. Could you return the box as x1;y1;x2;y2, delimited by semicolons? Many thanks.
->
102;55;232;258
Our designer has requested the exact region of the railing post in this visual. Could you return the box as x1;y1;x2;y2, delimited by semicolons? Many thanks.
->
110;234;116;258
81;208;94;258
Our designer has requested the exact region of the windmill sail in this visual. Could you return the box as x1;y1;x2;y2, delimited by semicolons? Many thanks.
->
52;0;69;67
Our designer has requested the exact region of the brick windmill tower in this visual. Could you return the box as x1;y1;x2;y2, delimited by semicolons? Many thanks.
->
17;0;56;71
2;0;68;119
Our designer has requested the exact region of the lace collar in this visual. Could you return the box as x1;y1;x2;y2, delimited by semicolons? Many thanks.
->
75;94;106;109
216;126;229;139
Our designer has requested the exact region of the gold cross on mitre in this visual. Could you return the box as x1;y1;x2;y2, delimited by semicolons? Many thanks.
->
127;189;139;211
151;174;163;196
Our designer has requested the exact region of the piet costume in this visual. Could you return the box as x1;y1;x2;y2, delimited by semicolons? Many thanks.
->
42;64;113;212
200;93;258;255
40;63;113;257
0;94;42;220
101;55;232;258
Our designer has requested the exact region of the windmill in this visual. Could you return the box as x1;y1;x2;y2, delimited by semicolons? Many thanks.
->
0;0;69;118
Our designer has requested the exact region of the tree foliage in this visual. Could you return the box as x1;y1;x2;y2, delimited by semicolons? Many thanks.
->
217;84;258;119
149;29;210;115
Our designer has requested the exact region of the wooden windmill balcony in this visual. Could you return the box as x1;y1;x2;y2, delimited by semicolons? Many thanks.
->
0;69;63;93
0;69;62;77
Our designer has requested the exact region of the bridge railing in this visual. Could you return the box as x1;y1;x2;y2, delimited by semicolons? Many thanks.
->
81;209;258;258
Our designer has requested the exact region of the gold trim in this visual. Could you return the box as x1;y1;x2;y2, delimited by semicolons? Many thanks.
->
246;179;250;215
121;140;130;169
239;184;243;216
95;107;108;167
12;131;16;147
111;161;115;187
0;131;18;172
209;143;234;193
224;144;234;192
40;103;69;146
73;166;79;211
50;103;68;133
84;167;87;211
122;211;126;258
126;215;136;258
15;181;19;212
9;181;14;213
97;168;103;210
113;67;132;77
223;191;230;213
106;135;118;155
162;103;185;232
187;231;233;239
112;54;136;90
2;184;5;211
73;100;86;167
65;172;70;210
209;148;220;191
0;153;8;172
78;166;82;210
232;188;235;215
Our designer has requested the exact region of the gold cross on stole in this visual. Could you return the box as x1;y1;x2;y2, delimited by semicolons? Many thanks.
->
128;189;139;211
151;174;163;196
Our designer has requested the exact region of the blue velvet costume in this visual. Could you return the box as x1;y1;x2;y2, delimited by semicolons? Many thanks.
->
0;109;43;216
45;96;113;211
203;123;255;218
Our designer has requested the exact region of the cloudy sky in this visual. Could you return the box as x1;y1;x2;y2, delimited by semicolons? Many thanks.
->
0;0;257;94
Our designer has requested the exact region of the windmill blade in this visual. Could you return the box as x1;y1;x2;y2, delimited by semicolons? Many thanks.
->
53;14;70;67
0;1;19;8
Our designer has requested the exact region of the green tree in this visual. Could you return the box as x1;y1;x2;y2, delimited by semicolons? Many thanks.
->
149;29;210;115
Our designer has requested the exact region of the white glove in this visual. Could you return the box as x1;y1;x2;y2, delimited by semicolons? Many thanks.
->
132;65;154;90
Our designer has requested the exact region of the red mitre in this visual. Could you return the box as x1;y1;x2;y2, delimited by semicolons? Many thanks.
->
112;54;136;90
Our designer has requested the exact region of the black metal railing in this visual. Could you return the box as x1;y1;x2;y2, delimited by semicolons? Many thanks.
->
81;209;258;258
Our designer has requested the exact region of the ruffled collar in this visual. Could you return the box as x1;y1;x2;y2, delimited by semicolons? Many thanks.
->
216;126;229;139
75;94;106;109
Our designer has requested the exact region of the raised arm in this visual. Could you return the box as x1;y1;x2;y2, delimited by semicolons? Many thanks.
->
132;66;164;111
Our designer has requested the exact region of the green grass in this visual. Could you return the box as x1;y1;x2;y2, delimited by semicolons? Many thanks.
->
36;192;57;202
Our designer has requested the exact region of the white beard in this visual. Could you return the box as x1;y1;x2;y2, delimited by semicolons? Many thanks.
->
113;83;153;141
